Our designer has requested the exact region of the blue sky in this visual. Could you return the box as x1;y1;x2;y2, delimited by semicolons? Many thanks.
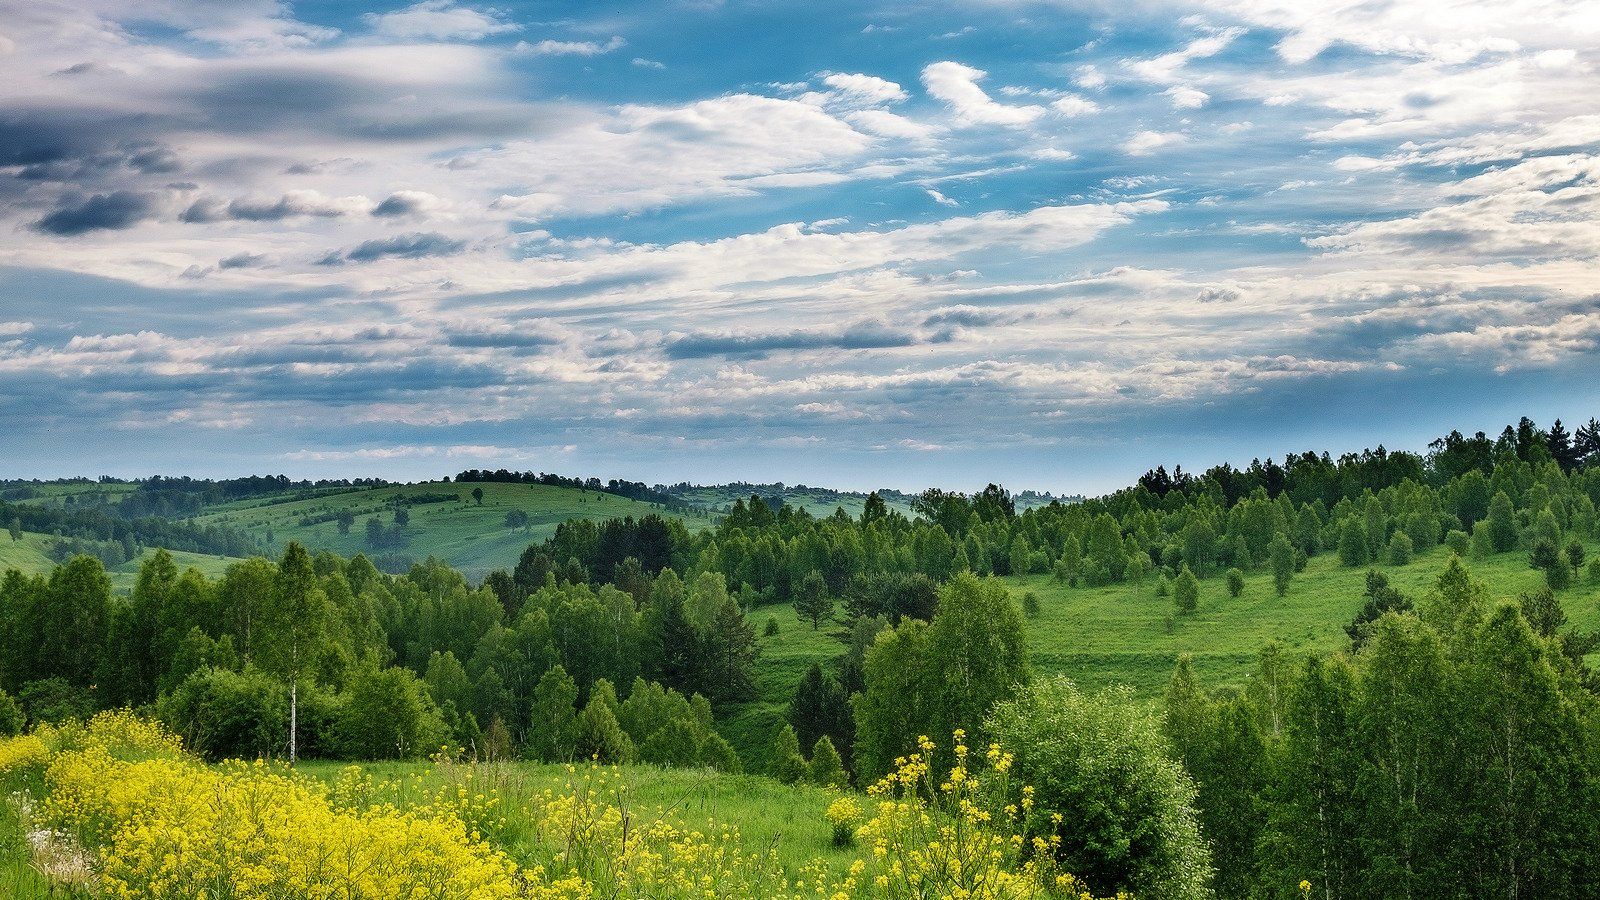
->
1;0;1598;493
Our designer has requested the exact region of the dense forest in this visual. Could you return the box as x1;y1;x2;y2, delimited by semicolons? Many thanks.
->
3;415;1600;899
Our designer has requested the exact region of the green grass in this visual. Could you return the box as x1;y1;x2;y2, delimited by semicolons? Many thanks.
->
193;481;713;579
296;758;854;876
726;543;1600;760
0;531;239;592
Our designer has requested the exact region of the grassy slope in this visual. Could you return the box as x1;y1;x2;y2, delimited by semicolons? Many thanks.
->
296;759;853;876
193;481;713;579
727;542;1600;761
0;531;238;592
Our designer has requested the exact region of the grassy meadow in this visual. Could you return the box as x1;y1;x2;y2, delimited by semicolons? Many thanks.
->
0;530;237;592
192;480;712;579
725;539;1600;760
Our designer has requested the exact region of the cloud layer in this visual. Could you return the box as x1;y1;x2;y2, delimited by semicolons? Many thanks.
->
1;0;1598;489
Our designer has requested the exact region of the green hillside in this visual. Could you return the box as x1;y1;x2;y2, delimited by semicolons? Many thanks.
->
194;480;714;578
0;530;238;591
725;540;1600;757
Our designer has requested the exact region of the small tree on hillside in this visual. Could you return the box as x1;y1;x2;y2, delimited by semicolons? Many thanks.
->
472;486;484;505
808;735;848;787
258;543;329;764
795;570;832;629
770;724;808;784
1174;566;1199;614
1269;533;1297;597
1225;568;1245;598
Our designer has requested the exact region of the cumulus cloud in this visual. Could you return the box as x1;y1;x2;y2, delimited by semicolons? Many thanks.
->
1123;130;1186;155
364;0;520;41
921;61;1045;126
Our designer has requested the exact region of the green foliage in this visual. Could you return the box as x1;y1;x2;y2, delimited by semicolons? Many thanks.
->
795;569;832;629
157;666;288;760
574;694;635;764
1021;590;1041;617
1338;519;1370;567
526;665;579;762
1387;531;1414;566
1269;532;1295;596
989;676;1212;900
0;688;22;737
806;735;848;788
769;724;808;784
334;664;448;760
1225;568;1244;598
1174;566;1199;614
1486;490;1520;552
1444;529;1469;556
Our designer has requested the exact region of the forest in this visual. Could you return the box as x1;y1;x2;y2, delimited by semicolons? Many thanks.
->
3;415;1600;900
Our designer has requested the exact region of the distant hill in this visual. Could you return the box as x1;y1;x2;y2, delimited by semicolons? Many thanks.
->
660;481;1081;518
190;480;713;579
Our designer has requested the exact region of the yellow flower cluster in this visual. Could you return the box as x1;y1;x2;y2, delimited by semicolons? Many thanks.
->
0;731;47;774
853;733;1126;900
25;714;521;900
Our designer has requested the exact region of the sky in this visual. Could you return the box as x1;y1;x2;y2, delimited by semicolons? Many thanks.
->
1;0;1599;494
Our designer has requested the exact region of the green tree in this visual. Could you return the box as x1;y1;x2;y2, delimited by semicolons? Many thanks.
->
769;723;808;784
923;573;1029;757
795;569;832;629
526;665;579;762
988;677;1212;900
336;509;354;535
1225;568;1245;598
1174;565;1199;614
1485;490;1519;552
808;735;848;787
1269;532;1295;596
574;693;635;763
258;543;330;764
1009;534;1033;576
1387;531;1413;566
472;486;484;505
1338;519;1370;567
0;687;23;736
336;664;448;760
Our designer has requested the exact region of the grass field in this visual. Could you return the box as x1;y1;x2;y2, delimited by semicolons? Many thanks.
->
295;758;853;876
0;531;238;592
193;480;714;579
725;541;1600;761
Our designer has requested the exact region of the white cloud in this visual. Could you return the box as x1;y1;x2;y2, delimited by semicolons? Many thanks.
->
1050;94;1102;117
517;36;626;56
364;0;519;41
821;72;908;104
1165;86;1209;108
921;61;1046;126
926;188;960;206
1123;130;1187;155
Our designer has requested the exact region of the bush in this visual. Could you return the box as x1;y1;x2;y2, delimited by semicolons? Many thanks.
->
808;735;848;787
764;616;780;636
1445;529;1470;556
334;665;449;760
18;677;94;725
1174;567;1199;614
1225;568;1244;598
157;667;287;761
1566;539;1586;569
1388;532;1414;566
1546;555;1573;591
987;678;1212;900
1022;591;1041;618
769;724;808;784
1591;558;1600;584
0;687;23;737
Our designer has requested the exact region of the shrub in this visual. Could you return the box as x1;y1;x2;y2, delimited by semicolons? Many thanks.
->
334;664;449;760
1590;558;1600;584
768;723;807;784
825;795;861;847
1022;591;1042;618
1174;566;1199;614
1546;555;1572;591
764;616;780;636
1388;532;1414;566
0;687;23;737
157;667;287;761
1225;568;1245;598
1445;529;1470;556
1566;539;1586;569
987;678;1212;900
808;735;848;787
